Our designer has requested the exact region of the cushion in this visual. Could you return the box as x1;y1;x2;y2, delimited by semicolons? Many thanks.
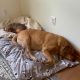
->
0;16;44;31
0;37;79;80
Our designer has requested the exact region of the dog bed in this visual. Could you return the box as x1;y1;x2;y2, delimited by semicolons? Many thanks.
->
0;37;79;80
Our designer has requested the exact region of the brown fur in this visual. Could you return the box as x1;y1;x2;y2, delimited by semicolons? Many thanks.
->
4;23;27;33
12;29;80;65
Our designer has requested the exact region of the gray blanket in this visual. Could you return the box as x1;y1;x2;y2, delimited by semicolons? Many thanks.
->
0;37;79;80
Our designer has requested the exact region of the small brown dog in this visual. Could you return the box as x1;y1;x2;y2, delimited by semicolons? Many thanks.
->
12;29;80;65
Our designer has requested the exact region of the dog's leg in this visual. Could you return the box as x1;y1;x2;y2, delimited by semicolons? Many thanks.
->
42;49;55;65
25;47;36;61
42;43;59;65
24;36;37;61
12;35;17;44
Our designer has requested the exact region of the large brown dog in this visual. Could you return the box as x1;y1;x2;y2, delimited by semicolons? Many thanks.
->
12;29;80;65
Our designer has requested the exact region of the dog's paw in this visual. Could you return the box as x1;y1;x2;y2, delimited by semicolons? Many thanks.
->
31;56;37;61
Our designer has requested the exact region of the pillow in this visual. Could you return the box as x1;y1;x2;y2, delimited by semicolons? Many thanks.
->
24;17;44;30
0;19;12;29
0;16;44;31
12;16;44;30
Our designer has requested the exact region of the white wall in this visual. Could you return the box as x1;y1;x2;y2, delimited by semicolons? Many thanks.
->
20;0;30;16
20;0;80;50
0;0;21;20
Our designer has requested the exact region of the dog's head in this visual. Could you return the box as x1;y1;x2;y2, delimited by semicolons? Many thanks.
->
4;23;27;33
62;46;80;61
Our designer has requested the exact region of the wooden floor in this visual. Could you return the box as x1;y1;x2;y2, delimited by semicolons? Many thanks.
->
56;65;80;80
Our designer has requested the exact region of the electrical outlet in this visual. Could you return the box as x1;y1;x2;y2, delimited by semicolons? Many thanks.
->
50;16;56;25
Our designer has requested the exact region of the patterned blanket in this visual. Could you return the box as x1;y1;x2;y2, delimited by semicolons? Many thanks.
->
0;37;79;80
0;54;16;80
